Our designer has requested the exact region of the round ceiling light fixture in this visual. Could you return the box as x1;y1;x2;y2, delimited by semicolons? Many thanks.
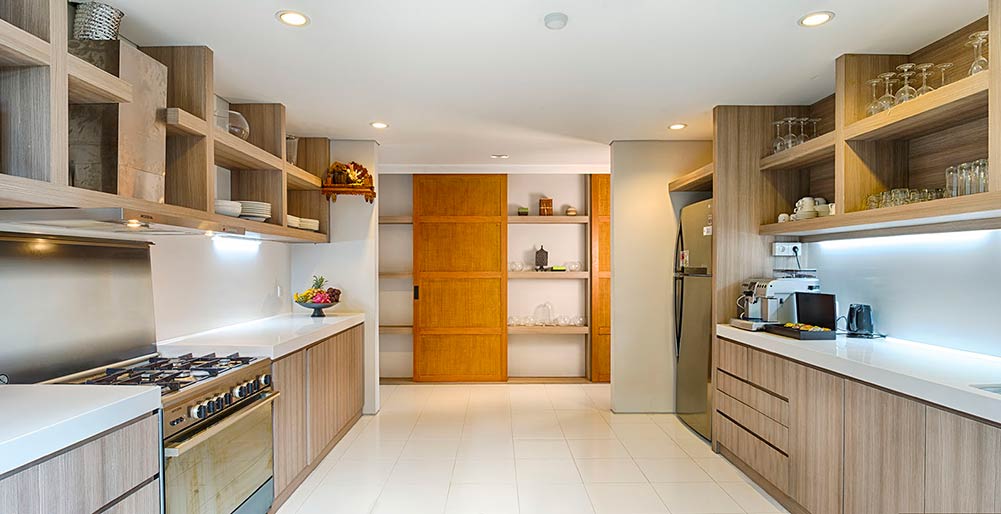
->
544;12;569;30
370;121;388;129
669;123;688;130
798;11;835;27
276;10;310;27
490;154;510;159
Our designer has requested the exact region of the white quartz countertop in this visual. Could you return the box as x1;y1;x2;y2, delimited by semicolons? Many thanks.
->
157;312;366;359
717;324;1001;424
0;384;161;476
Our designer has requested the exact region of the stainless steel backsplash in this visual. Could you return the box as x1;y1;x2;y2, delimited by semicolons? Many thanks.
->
0;233;157;383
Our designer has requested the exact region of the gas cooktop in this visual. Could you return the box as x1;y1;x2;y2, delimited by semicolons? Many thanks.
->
83;353;260;394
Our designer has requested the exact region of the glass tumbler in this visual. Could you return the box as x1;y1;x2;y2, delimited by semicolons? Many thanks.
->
959;162;975;196
866;194;880;210
945;166;960;197
973;159;989;193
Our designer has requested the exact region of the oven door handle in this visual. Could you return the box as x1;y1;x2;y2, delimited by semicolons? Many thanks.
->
164;391;280;458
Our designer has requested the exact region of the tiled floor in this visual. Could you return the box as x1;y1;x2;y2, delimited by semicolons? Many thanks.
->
277;384;788;514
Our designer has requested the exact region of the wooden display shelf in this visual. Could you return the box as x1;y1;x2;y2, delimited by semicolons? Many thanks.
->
759;192;1001;240
669;163;714;192
0;18;49;67
380;325;413;335
285;162;322;191
66;54;133;104
508;326;589;335
164;107;208;137
379;216;413;224
379;271;413;279
844;71;990;141
509;272;589;279
759;131;837;172
214;130;284;171
508;216;589;224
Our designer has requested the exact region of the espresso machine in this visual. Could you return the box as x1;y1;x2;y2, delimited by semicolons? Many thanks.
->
732;272;821;331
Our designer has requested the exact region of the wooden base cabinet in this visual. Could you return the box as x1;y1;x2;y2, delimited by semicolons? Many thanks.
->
925;406;1001;513
271;324;365;509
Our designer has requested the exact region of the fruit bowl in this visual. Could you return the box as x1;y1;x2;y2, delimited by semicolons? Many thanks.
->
296;301;339;318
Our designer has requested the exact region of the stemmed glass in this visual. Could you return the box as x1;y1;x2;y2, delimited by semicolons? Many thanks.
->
865;79;883;116
877;73;898;111
968;31;989;75
894;63;917;105
771;121;785;155
935;62;954;87
809;118;821;138
797;118;810;145
915;63;935;95
783;117;799;149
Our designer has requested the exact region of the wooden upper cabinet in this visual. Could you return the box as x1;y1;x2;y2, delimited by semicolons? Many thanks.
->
844;381;925;514
787;362;843;514
590;174;611;382
925;406;1001;513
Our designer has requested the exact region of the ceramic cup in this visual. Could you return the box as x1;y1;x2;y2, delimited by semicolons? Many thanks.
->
828;202;836;215
796;197;816;210
815;204;830;217
778;213;790;223
814;197;827;205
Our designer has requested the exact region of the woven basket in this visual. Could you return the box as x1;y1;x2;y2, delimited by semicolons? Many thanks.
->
73;2;125;41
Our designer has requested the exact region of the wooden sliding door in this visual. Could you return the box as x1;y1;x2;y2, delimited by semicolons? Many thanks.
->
590;174;611;382
413;175;507;381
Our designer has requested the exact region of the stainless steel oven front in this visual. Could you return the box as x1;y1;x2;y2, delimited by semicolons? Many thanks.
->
163;390;279;514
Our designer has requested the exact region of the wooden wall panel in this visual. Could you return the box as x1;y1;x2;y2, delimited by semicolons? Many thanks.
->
0;67;52;182
140;46;213;120
809;93;836;136
230;103;285;159
272;351;308;495
590;174;611;382
925;406;1000;513
231;169;287;226
910;16;989;87
844;381;925;514
416;223;503;272
414;175;506;216
0;0;50;40
908;116;989;190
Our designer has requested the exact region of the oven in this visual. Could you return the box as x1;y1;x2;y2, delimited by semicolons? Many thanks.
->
163;390;280;514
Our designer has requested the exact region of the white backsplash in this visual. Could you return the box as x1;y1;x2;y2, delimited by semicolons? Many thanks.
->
807;229;1001;357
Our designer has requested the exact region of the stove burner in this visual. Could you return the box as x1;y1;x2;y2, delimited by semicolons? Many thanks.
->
85;353;256;393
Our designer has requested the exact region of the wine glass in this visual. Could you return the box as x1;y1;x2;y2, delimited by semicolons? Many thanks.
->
797;118;810;144
935;62;954;87
894;64;917;105
809;118;821;138
968;31;989;75
915;63;935;95
783;117;799;149
877;73;898;111
865;79;883;116
771;121;785;154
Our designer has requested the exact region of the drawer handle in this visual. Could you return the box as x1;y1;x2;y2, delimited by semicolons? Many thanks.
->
164;391;280;458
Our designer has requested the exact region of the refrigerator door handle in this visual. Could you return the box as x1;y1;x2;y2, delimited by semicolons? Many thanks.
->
674;276;684;359
674;225;684;273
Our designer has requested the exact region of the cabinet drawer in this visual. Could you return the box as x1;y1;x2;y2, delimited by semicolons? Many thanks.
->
748;349;790;397
105;479;160;514
717;338;749;378
717;413;789;492
717;391;788;452
717;371;788;426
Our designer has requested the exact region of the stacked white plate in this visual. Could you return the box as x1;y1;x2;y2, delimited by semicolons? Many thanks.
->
238;201;272;222
214;199;242;218
299;218;320;231
287;215;301;228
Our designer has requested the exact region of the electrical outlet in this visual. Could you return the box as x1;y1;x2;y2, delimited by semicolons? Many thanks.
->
772;242;802;257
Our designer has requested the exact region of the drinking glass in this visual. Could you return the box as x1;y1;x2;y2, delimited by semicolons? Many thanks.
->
915;63;935;95
772;121;785;155
865;79;883;116
877;73;898;111
935;63;954;87
934;188;946;200
866;194;880;210
959;162;975;195
809;118;821;138
909;189;922;204
879;191;891;208
968;31;989;75
945;166;960;197
891;188;910;206
784;117;799;149
797;118;810;144
894;64;917;104
974;159;989;193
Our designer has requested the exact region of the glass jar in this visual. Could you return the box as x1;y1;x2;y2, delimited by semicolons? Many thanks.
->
945;166;959;197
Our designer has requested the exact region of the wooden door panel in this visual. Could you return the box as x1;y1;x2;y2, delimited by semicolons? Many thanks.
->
597;222;611;273
307;338;337;461
594;277;611;330
788;362;844;514
592;174;611;216
416;222;503;272
414;334;505;380
590;174;611;382
272;352;308;494
417;278;503;329
414;175;506;216
591;334;611;382
925;406;1000;513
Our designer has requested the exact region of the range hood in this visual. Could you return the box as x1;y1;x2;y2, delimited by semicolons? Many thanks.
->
0;208;245;237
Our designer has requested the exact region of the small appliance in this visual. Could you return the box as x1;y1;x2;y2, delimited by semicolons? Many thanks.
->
735;275;821;325
847;303;877;337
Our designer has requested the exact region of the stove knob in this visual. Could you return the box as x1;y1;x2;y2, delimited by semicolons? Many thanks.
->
214;396;225;410
189;405;203;419
260;374;272;386
224;392;233;405
231;386;244;399
247;380;258;393
206;399;216;414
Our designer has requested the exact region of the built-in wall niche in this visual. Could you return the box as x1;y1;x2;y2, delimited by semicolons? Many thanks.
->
507;174;588;216
377;173;414;379
2;0;50;41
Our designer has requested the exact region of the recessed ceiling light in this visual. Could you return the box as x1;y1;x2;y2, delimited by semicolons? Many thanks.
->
669;123;688;130
799;11;835;27
276;10;310;27
370;121;388;129
544;12;568;30
491;154;510;159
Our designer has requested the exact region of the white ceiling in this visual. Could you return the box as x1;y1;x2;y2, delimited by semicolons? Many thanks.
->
112;0;987;171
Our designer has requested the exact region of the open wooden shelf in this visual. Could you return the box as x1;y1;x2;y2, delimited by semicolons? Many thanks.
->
509;272;589;279
759;131;837;172
164;107;208;137
0;18;49;67
380;271;413;279
285;162;322;191
508;216;589;224
759;192;1001;239
66;54;133;104
380;325;413;335
669;163;713;192
379;216;413;224
508;326;589;335
844;71;990;142
214;130;284;171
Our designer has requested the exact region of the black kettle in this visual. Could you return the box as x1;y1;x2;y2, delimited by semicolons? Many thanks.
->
847;304;875;335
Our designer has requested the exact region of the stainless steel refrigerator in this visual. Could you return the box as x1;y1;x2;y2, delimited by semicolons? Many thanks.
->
673;198;713;441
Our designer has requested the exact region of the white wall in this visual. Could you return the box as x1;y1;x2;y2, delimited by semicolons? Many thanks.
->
610;141;713;413
806;229;1001;357
150;236;291;340
292;140;381;413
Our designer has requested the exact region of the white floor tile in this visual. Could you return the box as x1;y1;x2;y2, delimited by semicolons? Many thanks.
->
611;423;671;440
653;482;743;513
341;438;407;461
693;456;752;483
514;438;573;459
619;437;689;459
324;458;397;485
296;482;384;514
387;459;455;485
567;438;632;459
585;483;669;513
456;437;515;459
518;482;596;514
575;458;647;483
634;458;714;483
451;459;517;484
719;481;786;513
515;459;583;483
372;482;449;514
445;483;519;514
400;438;461;460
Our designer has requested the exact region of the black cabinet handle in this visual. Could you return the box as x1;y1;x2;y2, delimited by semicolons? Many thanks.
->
413;285;419;300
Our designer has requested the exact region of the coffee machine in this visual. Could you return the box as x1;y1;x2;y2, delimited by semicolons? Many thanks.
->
732;274;821;330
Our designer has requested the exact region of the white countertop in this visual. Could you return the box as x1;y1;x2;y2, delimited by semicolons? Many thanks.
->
717;324;1001;424
157;312;366;359
0;384;161;476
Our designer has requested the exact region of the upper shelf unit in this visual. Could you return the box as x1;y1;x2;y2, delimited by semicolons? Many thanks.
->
164;107;208;137
285;163;322;190
67;54;133;104
0;17;49;66
379;216;413;224
669;163;713;192
508;216;589;224
214;130;284;172
843;71;990;142
759;131;837;172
